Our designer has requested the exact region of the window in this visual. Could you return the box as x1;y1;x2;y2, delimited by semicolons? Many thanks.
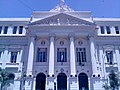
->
37;48;47;62
13;26;17;34
100;26;104;34
106;51;113;64
41;41;45;45
115;26;119;34
57;48;67;62
0;26;2;34
76;48;86;63
10;52;18;63
106;26;111;34
0;51;2;58
19;26;23;34
4;26;8;34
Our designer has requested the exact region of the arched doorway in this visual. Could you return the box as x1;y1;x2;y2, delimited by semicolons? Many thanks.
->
78;73;89;90
36;73;46;90
57;73;67;90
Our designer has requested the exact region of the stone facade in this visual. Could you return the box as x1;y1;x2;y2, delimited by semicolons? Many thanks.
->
0;1;120;90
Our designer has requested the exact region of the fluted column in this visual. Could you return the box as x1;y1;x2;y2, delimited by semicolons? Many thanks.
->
26;36;35;76
48;36;55;76
70;36;76;76
89;36;98;76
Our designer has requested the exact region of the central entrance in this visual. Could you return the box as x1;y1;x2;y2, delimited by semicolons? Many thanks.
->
57;73;67;90
36;73;46;90
78;73;89;90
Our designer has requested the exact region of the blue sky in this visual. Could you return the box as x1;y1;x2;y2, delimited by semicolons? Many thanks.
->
0;0;120;18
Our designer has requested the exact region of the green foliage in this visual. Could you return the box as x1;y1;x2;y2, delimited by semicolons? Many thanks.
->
103;70;120;90
0;68;10;90
103;82;109;90
109;70;120;90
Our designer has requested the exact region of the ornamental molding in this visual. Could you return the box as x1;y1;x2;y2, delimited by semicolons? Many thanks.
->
30;13;94;26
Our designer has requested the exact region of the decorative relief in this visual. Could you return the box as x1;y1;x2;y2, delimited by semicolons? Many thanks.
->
60;41;64;46
30;14;94;26
78;41;83;46
41;40;45;45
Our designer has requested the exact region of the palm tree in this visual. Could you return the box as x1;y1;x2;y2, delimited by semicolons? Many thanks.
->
0;68;10;90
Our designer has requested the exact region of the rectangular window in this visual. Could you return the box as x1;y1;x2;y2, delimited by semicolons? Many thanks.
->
100;26;105;34
0;51;2;58
106;26;111;34
37;48;47;62
0;26;2;34
4;26;8;34
10;52;18;63
19;26;23;34
106;51;113;64
13;26;17;34
115;26;119;34
57;48;67;62
76;48;86;63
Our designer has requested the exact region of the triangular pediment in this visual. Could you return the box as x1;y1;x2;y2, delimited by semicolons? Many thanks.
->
30;13;95;26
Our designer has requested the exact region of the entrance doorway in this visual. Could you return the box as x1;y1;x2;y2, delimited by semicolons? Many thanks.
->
57;73;67;90
78;73;89;90
36;73;46;90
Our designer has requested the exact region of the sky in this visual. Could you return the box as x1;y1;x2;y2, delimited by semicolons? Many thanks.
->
0;0;120;18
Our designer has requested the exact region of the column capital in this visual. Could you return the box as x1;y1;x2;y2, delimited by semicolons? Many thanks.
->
87;34;94;40
69;33;75;38
30;35;36;40
49;33;55;37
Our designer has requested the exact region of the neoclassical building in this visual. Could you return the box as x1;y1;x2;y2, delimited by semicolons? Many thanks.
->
0;0;120;90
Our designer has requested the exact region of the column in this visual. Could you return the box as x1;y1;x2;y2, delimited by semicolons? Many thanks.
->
47;35;55;90
99;46;105;78
48;36;55;76
69;36;78;90
70;36;76;76
32;78;36;90
26;36;35;76
8;25;12;34
115;47;120;71
2;46;8;69
89;36;98;76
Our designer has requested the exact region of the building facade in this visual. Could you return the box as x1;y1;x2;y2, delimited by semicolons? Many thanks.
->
0;1;120;90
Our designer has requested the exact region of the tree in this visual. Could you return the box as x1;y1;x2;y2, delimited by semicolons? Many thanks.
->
0;68;10;90
103;70;120;90
109;70;120;90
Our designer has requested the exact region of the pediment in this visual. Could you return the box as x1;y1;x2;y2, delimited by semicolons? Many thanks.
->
30;13;95;26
